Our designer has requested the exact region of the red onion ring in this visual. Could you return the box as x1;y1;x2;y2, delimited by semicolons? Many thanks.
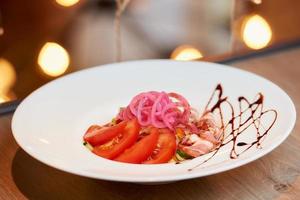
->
117;91;192;130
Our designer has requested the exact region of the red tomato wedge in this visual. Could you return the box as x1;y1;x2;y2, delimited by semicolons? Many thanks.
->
143;129;176;164
92;118;140;159
84;121;127;146
115;128;159;164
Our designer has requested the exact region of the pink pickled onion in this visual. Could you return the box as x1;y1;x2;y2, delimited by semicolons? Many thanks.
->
116;91;191;130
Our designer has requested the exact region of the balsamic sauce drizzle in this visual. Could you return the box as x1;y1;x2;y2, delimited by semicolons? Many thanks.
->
188;84;278;171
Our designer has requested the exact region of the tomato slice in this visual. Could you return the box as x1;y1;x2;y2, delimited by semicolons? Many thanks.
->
92;118;140;159
114;128;159;164
143;129;177;164
83;121;127;146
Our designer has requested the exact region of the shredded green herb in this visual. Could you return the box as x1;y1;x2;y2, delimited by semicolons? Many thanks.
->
111;118;117;126
176;150;194;160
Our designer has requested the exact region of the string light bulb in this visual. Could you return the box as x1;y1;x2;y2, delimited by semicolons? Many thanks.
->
38;42;70;77
55;0;80;7
242;15;272;50
171;45;203;61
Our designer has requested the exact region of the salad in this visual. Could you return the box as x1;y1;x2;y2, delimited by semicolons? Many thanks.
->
83;91;222;164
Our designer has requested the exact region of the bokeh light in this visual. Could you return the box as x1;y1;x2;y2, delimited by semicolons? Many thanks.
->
171;45;203;61
0;96;5;103
0;58;15;103
242;15;272;50
55;0;80;7
38;42;70;77
0;95;10;103
0;58;16;94
251;0;262;4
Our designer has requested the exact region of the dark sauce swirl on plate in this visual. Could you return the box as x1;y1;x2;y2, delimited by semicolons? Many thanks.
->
188;84;278;171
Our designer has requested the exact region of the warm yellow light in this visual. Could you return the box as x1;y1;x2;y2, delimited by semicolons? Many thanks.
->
55;0;80;7
0;96;5;103
38;42;70;77
251;0;262;4
171;45;203;61
242;15;272;50
0;58;16;94
0;95;10;103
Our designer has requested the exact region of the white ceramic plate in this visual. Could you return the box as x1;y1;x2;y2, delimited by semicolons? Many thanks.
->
12;60;296;183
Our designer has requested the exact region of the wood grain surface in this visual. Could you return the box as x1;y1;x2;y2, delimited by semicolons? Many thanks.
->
0;48;299;200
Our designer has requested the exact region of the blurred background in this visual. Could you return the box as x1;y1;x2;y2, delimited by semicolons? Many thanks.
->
1;0;300;103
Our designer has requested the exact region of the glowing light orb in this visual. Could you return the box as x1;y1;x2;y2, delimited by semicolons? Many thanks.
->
38;42;70;77
171;45;203;61
55;0;80;7
242;15;272;50
0;58;16;94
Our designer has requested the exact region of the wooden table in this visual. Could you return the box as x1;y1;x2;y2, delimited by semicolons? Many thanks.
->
0;48;299;200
